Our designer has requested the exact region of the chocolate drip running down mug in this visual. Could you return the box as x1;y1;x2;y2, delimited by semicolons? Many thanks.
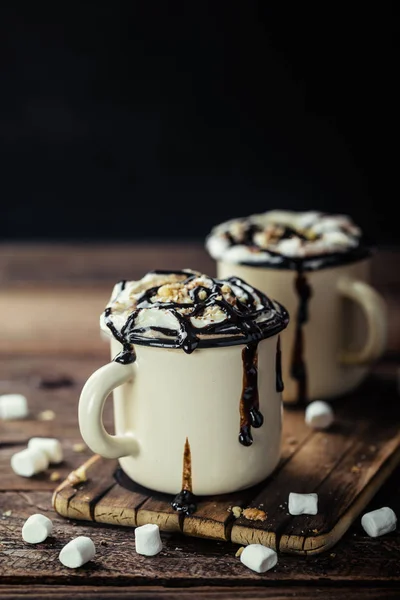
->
78;270;289;503
206;210;388;406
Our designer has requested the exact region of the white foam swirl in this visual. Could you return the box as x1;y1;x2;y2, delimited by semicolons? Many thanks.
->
100;269;288;350
205;210;363;264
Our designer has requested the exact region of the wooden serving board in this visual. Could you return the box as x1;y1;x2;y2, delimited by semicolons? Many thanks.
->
53;373;400;555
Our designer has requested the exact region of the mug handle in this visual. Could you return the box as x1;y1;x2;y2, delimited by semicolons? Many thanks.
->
337;276;388;366
78;361;139;459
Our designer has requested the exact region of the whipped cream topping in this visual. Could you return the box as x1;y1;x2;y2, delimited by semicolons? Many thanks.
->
101;269;289;354
205;210;368;270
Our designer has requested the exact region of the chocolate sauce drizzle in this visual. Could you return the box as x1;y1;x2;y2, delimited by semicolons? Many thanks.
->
275;335;284;393
104;270;289;357
104;306;136;364
171;437;197;515
290;268;312;405
239;342;264;446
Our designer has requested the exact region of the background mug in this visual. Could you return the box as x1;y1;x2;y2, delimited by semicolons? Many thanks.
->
78;271;289;496
216;254;387;405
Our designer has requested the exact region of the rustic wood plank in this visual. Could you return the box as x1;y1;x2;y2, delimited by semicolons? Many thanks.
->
52;455;118;522
1;243;398;287
0;443;94;492
0;490;60;522
136;497;182;533
2;460;400;588
182;493;249;542
0;356;112;445
93;481;149;527
301;442;400;554
294;390;400;552
1;585;400;600
0;287;111;356
0;242;216;284
2;507;400;583
230;422;364;549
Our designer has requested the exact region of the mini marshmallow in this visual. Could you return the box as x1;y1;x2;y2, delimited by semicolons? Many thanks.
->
240;544;278;573
59;536;96;568
28;437;63;464
288;492;318;515
22;514;53;544
361;507;397;538
305;401;334;430
11;447;49;477
0;394;28;420
135;523;163;556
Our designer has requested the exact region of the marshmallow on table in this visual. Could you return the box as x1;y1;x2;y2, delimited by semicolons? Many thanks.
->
135;524;163;556
240;544;278;573
361;507;397;538
0;394;28;420
28;437;63;464
59;536;96;568
22;514;53;544
11;447;49;477
288;492;318;516
305;401;334;430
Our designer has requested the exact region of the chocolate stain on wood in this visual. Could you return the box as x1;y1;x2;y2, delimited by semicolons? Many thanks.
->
38;374;75;389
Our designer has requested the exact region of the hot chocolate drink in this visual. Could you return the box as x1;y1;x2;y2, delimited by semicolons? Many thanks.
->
79;269;289;500
205;210;370;270
102;268;288;356
206;210;387;406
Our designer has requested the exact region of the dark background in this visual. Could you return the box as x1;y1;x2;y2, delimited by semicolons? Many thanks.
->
0;3;397;244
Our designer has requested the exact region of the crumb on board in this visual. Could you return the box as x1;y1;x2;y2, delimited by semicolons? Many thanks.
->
312;528;319;534
235;546;244;558
37;409;56;421
330;553;336;558
242;507;267;521
72;442;87;453
351;465;361;473
67;464;88;485
2;510;12;517
231;506;243;518
50;471;61;482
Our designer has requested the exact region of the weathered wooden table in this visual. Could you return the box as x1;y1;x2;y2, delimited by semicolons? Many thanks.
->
0;243;399;599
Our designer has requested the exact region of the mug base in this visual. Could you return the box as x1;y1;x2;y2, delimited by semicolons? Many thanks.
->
114;463;277;503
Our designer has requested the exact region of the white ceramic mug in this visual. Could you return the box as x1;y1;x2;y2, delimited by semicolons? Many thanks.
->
217;256;387;404
79;329;287;496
